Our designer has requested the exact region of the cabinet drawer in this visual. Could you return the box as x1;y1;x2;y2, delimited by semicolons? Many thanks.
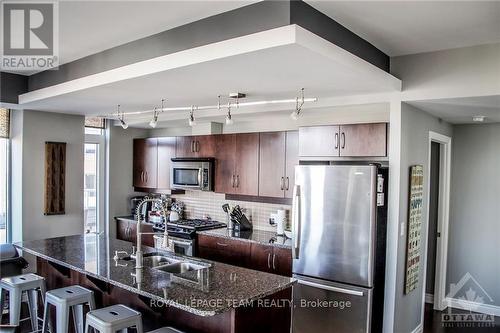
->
197;235;251;267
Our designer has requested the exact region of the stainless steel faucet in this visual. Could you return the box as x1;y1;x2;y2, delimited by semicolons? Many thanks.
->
134;198;169;269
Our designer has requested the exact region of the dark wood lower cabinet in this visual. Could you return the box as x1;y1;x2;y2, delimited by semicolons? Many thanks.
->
197;235;292;277
115;219;154;247
36;257;291;333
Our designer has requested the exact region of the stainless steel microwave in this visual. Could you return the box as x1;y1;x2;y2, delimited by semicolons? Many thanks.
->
170;158;214;191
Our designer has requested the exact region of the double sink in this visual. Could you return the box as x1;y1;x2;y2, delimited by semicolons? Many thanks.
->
123;252;210;274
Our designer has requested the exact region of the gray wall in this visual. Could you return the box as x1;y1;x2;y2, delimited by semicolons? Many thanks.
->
10;110;85;241
393;103;453;333
447;123;500;305
107;125;149;238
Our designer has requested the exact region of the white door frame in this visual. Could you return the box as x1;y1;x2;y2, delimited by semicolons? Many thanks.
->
421;131;452;327
85;132;106;233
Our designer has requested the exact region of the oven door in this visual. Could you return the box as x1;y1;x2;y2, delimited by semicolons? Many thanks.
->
170;165;203;190
170;237;194;256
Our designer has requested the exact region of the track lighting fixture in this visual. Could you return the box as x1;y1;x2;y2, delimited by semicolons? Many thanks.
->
106;91;317;128
188;106;196;126
290;88;305;121
117;105;128;129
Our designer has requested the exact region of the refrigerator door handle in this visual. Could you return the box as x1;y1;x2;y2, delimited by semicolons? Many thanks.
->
292;185;301;259
297;279;364;297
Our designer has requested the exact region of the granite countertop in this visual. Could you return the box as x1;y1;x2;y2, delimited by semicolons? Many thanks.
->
15;235;294;317
198;228;292;249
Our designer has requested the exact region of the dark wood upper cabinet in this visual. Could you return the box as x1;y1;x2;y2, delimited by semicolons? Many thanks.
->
298;126;340;157
175;136;196;158
284;131;299;198
214;134;236;194
299;123;387;158
214;133;259;196
133;138;158;188
195;135;217;157
176;135;217;158
157;137;176;189
259;131;298;198
339;123;387;157
259;132;286;198
234;133;260;196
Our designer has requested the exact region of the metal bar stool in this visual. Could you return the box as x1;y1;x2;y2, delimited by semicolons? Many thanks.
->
0;273;46;331
42;285;96;333
84;304;143;333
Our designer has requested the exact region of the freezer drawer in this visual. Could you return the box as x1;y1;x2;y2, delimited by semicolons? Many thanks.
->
292;275;372;333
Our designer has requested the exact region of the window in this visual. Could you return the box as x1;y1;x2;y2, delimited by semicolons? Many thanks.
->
84;117;105;234
85;117;105;135
84;143;98;233
0;109;9;244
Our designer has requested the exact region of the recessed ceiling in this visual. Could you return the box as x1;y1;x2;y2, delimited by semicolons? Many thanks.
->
408;95;500;124
19;26;401;120
52;1;258;68
306;1;500;56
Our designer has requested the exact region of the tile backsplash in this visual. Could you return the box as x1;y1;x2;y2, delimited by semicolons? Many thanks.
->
170;191;291;232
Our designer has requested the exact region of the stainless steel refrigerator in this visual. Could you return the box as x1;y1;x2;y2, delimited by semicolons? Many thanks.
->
291;165;388;333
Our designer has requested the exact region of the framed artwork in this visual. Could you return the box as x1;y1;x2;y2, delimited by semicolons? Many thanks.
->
405;165;424;294
44;142;66;215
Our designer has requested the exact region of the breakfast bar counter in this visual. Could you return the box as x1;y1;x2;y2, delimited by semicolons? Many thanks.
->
14;234;294;333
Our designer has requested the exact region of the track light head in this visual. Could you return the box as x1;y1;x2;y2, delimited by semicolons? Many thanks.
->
120;118;129;129
149;107;159;128
188;106;196;126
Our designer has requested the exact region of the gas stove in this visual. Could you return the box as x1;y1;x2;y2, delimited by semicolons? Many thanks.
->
153;218;226;239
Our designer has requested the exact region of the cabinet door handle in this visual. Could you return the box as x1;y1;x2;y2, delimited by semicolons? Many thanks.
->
280;177;284;190
140;171;144;182
196;141;200;152
216;242;228;247
267;253;271;269
145;171;148;183
286;177;290;190
231;175;235;188
236;175;240;188
191;141;195;152
341;132;346;149
335;133;339;149
272;253;276;270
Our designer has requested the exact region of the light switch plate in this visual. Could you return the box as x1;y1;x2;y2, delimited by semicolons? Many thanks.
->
400;222;405;237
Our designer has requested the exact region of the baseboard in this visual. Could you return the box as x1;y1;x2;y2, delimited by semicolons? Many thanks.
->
425;293;434;304
446;297;500;317
411;323;423;333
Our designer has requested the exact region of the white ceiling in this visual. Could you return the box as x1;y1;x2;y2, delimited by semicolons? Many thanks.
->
58;1;256;66
49;0;500;68
408;95;500;124
19;41;399;116
306;1;500;56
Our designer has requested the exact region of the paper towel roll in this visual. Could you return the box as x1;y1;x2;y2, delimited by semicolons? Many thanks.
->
276;209;286;235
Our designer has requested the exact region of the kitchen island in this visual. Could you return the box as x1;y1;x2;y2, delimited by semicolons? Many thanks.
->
14;234;294;333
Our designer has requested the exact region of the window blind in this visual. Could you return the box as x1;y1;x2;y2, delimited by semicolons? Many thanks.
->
85;116;106;129
0;108;9;138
